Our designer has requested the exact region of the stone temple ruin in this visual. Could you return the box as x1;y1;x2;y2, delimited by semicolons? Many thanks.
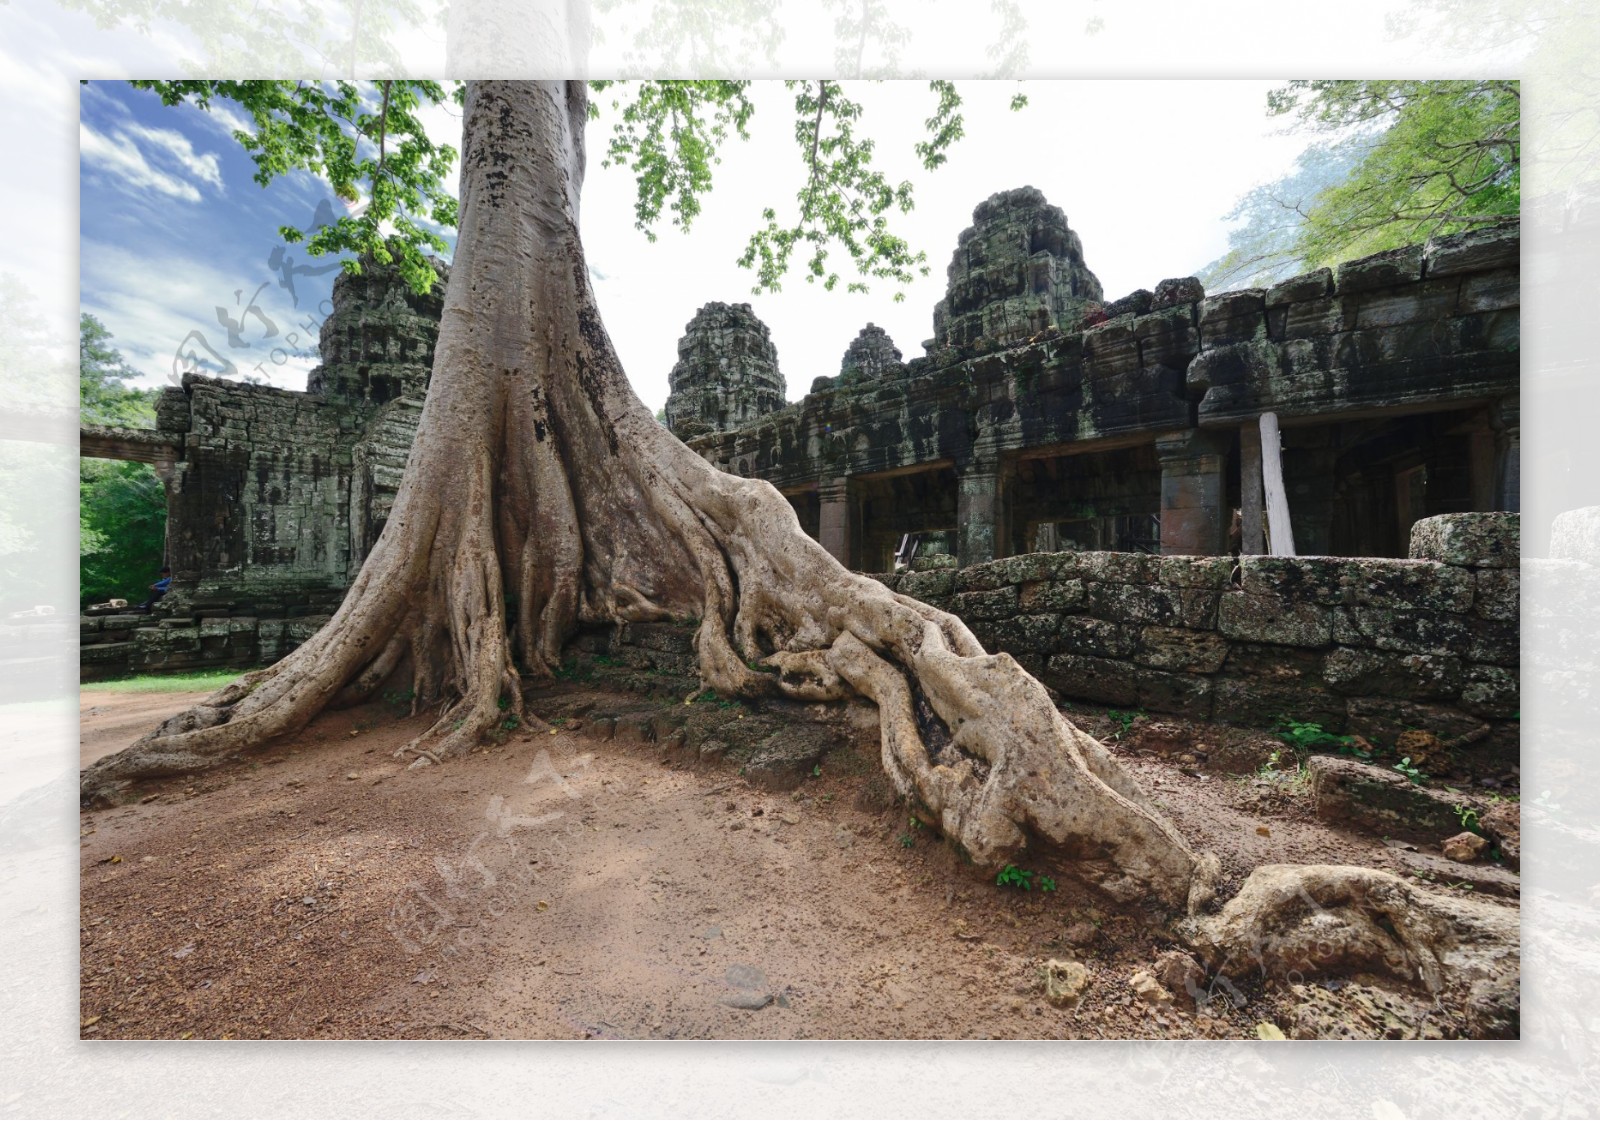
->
80;186;1522;770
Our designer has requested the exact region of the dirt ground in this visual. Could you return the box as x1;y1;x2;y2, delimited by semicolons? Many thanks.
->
78;687;1517;1040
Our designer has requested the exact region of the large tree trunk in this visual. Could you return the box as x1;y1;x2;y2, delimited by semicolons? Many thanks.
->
81;80;1218;913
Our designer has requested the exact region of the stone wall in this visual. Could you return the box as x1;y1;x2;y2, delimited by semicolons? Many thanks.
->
870;512;1519;770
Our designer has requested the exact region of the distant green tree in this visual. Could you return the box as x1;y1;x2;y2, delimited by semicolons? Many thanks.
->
1198;140;1368;292
80;314;156;428
79;315;164;606
80;460;166;607
1267;80;1519;267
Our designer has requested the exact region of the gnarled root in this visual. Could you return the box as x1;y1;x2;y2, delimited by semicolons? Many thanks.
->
1187;864;1519;996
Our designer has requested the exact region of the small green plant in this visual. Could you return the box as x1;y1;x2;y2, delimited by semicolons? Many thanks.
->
811;764;822;778
1106;710;1140;740
1393;756;1427;785
1453;803;1482;834
1273;717;1352;754
898;832;916;849
500;713;521;732
996;865;1055;892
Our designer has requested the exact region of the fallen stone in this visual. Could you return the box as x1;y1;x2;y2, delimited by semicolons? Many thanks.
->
1393;850;1519;900
720;963;775;1010
1480;801;1520;871
1441;831;1490;863
1129;970;1174;1007
1306;755;1477;841
1040;959;1089;1007
1153;950;1207;1009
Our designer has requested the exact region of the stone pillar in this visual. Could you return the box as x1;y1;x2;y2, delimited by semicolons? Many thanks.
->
957;463;1006;567
1492;396;1520;513
1238;423;1266;555
818;477;855;568
1156;431;1228;556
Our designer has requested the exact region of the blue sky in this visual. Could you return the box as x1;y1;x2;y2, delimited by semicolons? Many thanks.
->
79;81;385;393
80;80;1313;410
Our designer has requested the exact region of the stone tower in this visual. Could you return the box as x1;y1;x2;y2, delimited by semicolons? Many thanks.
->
306;256;449;405
929;186;1103;355
664;302;786;441
838;323;905;384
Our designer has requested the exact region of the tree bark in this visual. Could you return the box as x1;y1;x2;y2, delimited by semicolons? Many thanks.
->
81;80;1218;914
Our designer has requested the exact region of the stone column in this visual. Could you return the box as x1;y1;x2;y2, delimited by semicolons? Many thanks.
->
150;455;179;567
956;463;1006;567
1492;395;1520;513
1156;430;1228;556
818;477;855;569
1238;423;1266;554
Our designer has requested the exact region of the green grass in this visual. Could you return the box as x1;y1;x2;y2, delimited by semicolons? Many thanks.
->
88;670;246;694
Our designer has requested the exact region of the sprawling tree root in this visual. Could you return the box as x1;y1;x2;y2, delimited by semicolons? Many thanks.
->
1187;864;1520;998
77;80;1224;914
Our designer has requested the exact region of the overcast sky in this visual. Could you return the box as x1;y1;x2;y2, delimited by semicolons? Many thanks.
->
80;79;1311;411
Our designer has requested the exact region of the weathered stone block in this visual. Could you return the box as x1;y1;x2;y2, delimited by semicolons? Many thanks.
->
1409;512;1519;568
1157;556;1234;590
1467;617;1519;667
1136;626;1228;673
1353;279;1462;330
991;552;1084;584
1056;616;1140;659
1239;556;1348;604
1085;583;1218;628
1280;297;1346;340
1423;224;1519;278
1043;653;1138;706
1340;559;1474;613
986;613;1064;654
898;570;955;600
951;586;1019;620
1343;697;1489;748
1152;276;1205;310
1306;755;1467;840
1104;289;1153;318
1474;569;1518;621
953;558;1011;592
1460;664;1518;719
1457;269;1518;313
81;641;137;664
1333;606;1472;656
1322;648;1463;700
1074;552;1158;584
1264;268;1332;307
1218;592;1331;646
1334;244;1424;294
1019;579;1084;612
1197;290;1266;349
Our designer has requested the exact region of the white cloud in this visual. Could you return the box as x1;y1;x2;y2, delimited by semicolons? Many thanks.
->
78;117;235;205
124;123;225;192
80;121;202;202
81;240;324;394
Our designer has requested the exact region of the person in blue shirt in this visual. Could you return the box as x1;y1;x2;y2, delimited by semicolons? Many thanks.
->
137;567;172;614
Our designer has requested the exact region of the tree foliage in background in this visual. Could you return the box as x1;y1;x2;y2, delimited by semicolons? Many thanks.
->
128;80;460;296
1198;141;1369;292
80;315;164;607
81;314;156;428
1203;80;1520;291
80;460;165;607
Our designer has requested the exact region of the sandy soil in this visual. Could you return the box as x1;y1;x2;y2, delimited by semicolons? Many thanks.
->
80;690;216;768
77;690;1516;1040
